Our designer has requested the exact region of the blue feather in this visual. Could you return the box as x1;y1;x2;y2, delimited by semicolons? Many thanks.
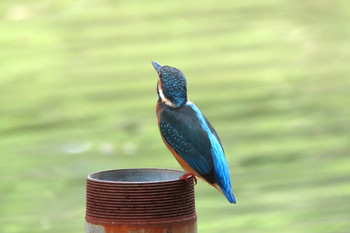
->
187;102;236;204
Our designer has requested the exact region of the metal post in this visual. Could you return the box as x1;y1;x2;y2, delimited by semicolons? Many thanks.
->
85;168;197;233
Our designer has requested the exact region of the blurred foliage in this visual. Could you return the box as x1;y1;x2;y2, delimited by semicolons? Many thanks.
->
1;0;350;232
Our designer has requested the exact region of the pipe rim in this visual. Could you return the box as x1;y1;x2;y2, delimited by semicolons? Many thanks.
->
87;168;189;184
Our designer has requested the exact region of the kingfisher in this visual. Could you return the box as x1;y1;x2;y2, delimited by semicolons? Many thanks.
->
152;61;236;204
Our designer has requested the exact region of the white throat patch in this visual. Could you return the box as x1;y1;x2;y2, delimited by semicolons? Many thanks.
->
159;88;177;108
158;81;177;108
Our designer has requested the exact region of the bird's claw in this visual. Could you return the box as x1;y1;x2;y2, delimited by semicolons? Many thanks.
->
180;173;197;185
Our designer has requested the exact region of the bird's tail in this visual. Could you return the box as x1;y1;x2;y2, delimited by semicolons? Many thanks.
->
223;189;236;204
213;183;236;204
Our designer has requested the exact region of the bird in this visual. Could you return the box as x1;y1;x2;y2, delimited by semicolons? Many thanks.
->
152;61;236;204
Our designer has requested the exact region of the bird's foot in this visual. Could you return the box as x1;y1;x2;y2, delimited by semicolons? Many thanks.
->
180;173;197;185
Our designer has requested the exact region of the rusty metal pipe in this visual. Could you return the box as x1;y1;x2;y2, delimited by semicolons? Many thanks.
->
85;168;197;233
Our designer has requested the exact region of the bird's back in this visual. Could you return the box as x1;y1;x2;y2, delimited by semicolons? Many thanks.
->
157;101;236;203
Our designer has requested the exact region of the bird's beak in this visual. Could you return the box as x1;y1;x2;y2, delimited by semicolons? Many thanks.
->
152;61;162;73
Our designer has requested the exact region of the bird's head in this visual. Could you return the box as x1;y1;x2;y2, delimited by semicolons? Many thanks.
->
152;61;188;108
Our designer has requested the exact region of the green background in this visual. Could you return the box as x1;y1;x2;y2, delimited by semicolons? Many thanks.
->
1;1;349;232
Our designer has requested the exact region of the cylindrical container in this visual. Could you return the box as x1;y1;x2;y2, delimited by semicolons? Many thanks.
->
85;168;197;233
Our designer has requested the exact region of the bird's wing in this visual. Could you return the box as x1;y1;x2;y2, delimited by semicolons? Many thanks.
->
159;103;216;184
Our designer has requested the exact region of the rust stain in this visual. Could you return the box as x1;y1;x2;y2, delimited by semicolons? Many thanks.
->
101;218;197;233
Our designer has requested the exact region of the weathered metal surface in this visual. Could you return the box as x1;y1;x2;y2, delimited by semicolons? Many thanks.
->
85;168;197;233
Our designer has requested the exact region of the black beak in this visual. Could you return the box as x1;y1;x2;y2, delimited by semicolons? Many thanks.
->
152;61;162;73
